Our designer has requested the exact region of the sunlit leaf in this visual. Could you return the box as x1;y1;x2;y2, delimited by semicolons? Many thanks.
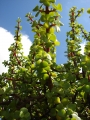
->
87;8;90;14
33;5;39;11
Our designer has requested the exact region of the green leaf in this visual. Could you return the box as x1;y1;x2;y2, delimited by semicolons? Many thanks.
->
50;108;56;116
19;108;30;119
77;86;84;91
43;1;50;6
66;108;73;115
33;5;39;11
44;66;50;71
31;20;37;27
61;98;69;106
31;64;35;69
56;103;63;110
49;12;55;16
41;69;47;73
48;34;56;41
43;73;49;80
63;82;70;89
49;0;56;3
68;103;76;111
87;8;90;14
51;3;57;9
57;109;66;117
40;61;49;68
20;111;24;118
57;4;62;11
16;17;21;22
40;0;44;3
35;11;40;17
59;21;64;26
14;111;20;119
24;112;31;118
46;41;52;47
52;3;62;11
84;85;90;92
49;27;55;33
49;17;54;22
54;97;61;104
20;107;28;113
80;91;85;98
36;59;42;65
25;13;29;17
40;15;46;22
0;87;4;95
54;40;60;46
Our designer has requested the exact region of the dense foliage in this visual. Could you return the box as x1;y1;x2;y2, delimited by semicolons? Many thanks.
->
0;0;90;120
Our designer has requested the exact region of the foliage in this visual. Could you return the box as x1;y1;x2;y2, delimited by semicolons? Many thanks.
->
0;0;90;120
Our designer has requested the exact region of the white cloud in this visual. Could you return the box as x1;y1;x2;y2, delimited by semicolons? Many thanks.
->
0;27;32;74
21;34;32;56
80;42;86;55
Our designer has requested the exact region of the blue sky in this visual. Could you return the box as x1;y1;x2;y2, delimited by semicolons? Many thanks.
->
0;0;90;74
